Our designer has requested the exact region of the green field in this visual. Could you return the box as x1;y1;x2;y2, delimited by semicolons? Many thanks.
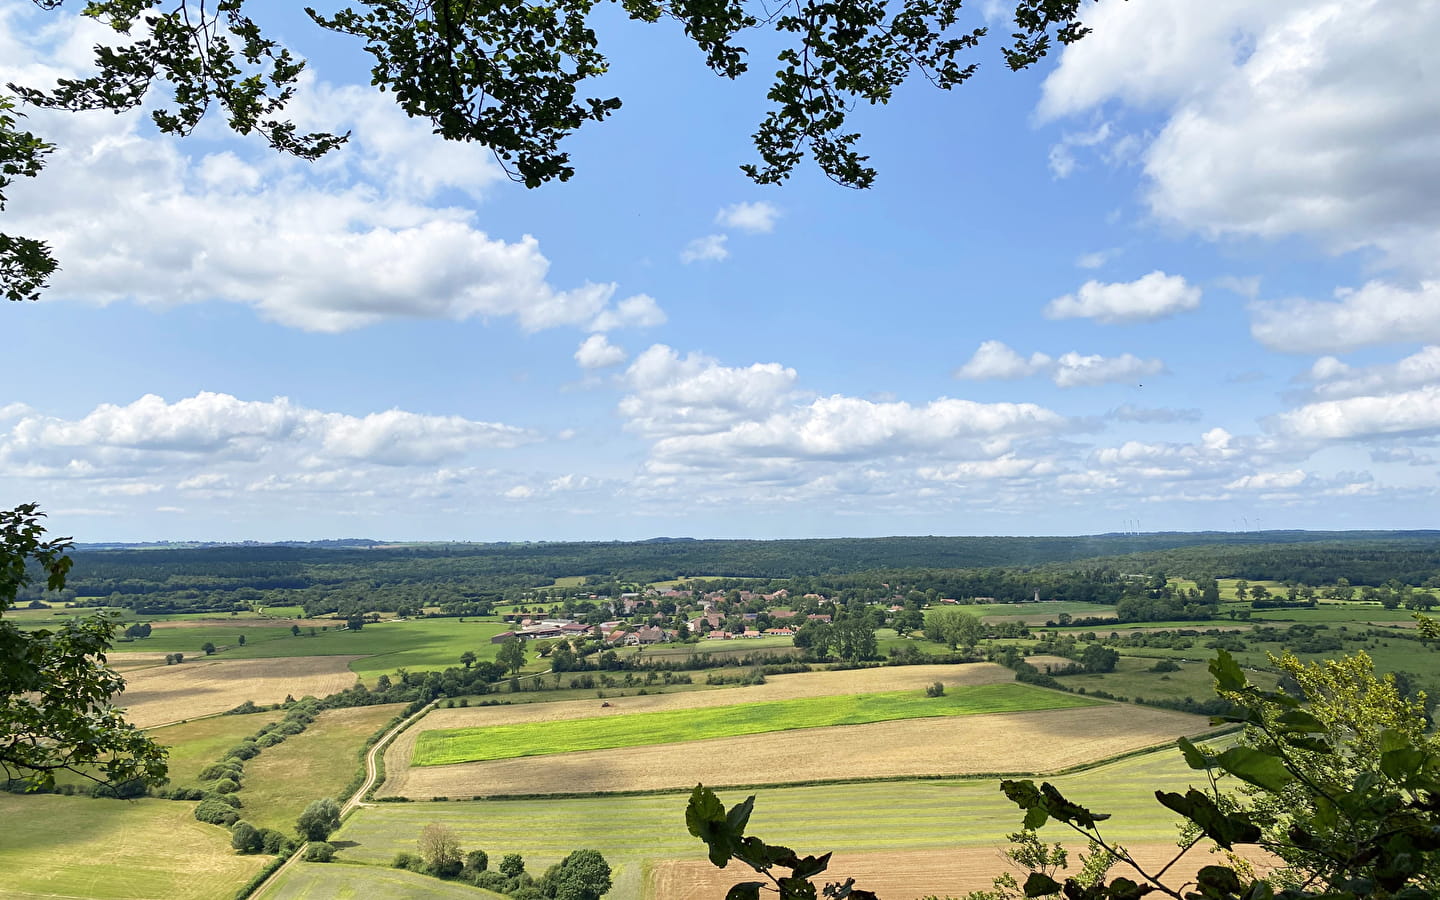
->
1054;654;1280;703
337;739;1225;899
260;862;507;899
413;683;1099;766
0;794;267;900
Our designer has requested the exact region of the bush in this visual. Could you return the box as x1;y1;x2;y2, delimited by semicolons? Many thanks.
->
924;681;945;698
225;743;260;761
393;851;424;871
1149;659;1181;673
472;870;510;890
277;719;306;735
465;849;489;873
255;733;284;748
231;821;263;853
304;842;335;862
198;762;242;781
195;798;240;826
260;829;291;855
499;853;526;877
212;777;241;794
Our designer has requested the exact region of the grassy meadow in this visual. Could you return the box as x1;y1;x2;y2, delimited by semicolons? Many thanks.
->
412;683;1099;766
260;862;508;899
0;794;268;900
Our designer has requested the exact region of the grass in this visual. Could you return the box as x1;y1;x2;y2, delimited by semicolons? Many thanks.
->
337;739;1224;900
239;704;406;832
0;793;267;899
1054;654;1280;703
412;683;1099;766
260;862;508;899
942;601;1118;621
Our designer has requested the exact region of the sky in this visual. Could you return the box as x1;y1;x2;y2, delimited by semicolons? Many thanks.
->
3;0;1439;542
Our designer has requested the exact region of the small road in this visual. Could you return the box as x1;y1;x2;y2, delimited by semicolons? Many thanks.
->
249;699;437;898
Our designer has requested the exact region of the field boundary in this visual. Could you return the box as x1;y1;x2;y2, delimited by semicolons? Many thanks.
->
386;723;1240;803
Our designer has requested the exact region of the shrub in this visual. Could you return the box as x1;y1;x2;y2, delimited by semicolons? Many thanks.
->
277;720;306;735
499;853;526;877
255;733;284;748
198;763;242;781
230;821;263;853
472;870;509;890
924;681;945;698
393;851;424;871
1149;659;1181;673
465;849;489;872
225;743;259;761
304;842;335;862
212;777;241;794
195;798;240;826
260;829;291;855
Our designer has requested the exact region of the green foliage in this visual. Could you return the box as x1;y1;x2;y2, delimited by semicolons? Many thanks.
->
231;820;263;854
925;607;984;651
925;682;945;698
499;853;526;878
497;636;527;677
0;504;166;791
296;797;341;841
304;841;336;862
196;797;242;826
465;848;489;873
538;848;612;900
418;821;463;876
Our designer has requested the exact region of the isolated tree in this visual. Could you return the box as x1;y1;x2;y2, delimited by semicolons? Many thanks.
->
201;641;216;655
418;822;463;876
1079;644;1118;674
540;849;613;900
346;615;365;631
295;798;341;842
290;624;301;636
500;853;526;878
237;633;246;646
0;504;166;790
2;1;1095;302
496;637;527;677
459;650;476;669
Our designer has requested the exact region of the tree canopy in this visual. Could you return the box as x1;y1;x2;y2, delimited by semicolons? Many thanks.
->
1;0;1092;302
0;503;166;791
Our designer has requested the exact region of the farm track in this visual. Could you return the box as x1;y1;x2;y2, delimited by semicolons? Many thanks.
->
250;700;437;900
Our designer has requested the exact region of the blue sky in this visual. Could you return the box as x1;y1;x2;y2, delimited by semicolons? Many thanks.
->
4;0;1439;541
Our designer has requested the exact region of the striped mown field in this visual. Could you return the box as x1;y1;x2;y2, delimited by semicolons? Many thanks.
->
338;738;1228;899
259;861;507;899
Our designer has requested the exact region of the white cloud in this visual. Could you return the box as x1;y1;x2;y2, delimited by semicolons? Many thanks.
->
1251;281;1440;353
954;341;1052;380
955;342;1164;388
1048;122;1112;179
621;345;800;438
1306;346;1440;400
1076;249;1119;269
681;234;729;263
1045;271;1202;324
588;294;666;332
0;392;538;478
1106;404;1202;424
0;10;660;334
574;334;628;369
1226;470;1308;491
715;201;781;234
1043;0;1440;278
1274;385;1440;440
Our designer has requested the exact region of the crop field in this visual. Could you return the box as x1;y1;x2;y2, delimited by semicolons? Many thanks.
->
412;683;1100;766
392;703;1205;798
340;739;1226;899
259;862;508;899
650;842;1275;900
239;703;406;831
117;656;360;727
390;664;1015;763
0;794;268;900
1055;655;1281;703
958;601;1118;623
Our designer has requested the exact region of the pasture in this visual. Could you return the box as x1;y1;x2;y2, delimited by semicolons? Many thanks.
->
259;862;508;899
411;683;1100;766
116;656;360;727
151;710;280;785
0;794;267;900
340;739;1229;899
239;703;405;831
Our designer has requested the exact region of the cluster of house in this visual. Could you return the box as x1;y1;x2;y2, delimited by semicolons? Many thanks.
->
490;617;679;646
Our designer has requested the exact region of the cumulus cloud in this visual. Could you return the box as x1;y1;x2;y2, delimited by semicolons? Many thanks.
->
1042;1;1440;277
1252;281;1440;353
620;345;800;438
1304;346;1440;401
0;9;660;334
955;342;1164;388
715;201;781;234
1274;385;1440;441
574;334;628;369
1226;470;1308;491
1048;122;1112;178
681;234;729;263
0;392;538;479
1045;272;1202;324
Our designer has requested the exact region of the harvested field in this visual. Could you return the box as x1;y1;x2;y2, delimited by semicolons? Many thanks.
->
1024;654;1076;672
116;656;360;727
109;651;173;672
387;663;1013;767
387;703;1207;797
648;842;1275;900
